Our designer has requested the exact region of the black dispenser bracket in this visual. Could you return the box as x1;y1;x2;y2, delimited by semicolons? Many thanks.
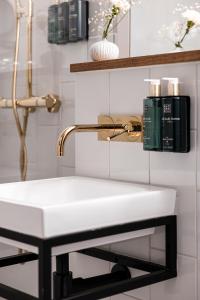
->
0;215;177;300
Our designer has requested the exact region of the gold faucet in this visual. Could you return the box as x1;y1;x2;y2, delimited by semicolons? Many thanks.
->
57;124;125;156
57;115;143;157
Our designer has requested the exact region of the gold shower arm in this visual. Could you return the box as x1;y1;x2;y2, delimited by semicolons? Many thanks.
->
0;95;60;112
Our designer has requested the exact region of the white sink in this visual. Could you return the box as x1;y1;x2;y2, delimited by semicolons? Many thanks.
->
0;176;176;243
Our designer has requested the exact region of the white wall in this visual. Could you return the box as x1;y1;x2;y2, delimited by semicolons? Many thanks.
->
74;62;199;300
131;0;200;56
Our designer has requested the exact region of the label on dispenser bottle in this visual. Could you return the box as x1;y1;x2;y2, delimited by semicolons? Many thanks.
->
48;5;58;44
57;2;69;44
162;100;174;151
143;98;162;151
143;103;153;150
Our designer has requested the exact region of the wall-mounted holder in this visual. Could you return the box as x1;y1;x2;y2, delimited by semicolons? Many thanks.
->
98;115;143;143
0;215;177;300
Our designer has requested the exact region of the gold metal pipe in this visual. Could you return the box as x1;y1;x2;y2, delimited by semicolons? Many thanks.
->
27;0;33;99
57;124;125;157
11;0;33;184
12;2;27;182
0;97;48;108
17;97;54;108
0;95;60;112
22;0;33;174
13;1;28;255
0;98;33;108
12;9;23;137
20;0;33;149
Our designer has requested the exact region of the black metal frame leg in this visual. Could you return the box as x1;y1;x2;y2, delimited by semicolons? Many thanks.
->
54;254;73;300
39;243;52;300
166;216;177;274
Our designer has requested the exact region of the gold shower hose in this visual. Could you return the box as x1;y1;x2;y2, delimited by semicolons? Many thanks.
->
13;0;33;255
12;0;33;182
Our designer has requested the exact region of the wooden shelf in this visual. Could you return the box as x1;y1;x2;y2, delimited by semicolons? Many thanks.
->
70;50;200;73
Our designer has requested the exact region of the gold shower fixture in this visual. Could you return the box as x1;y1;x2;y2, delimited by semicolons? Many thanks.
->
0;95;60;113
0;0;61;182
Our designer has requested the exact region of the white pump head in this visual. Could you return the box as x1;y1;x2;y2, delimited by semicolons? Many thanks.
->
144;79;161;97
162;77;180;96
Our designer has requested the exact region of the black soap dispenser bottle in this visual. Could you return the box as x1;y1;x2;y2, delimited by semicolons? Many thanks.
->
143;79;162;151
162;78;190;153
57;0;69;44
48;0;60;44
68;0;89;42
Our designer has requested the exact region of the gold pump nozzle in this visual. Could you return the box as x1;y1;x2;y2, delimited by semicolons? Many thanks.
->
162;77;180;96
144;79;161;97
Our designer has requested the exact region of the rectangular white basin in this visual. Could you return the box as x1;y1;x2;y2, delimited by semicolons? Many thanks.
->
0;176;176;240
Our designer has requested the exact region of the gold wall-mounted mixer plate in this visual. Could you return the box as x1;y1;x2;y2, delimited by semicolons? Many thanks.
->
98;115;143;143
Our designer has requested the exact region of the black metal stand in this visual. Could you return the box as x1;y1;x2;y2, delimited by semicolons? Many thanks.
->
0;215;177;300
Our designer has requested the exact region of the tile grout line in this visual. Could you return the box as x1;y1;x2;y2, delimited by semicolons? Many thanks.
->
195;63;199;300
148;67;152;300
151;246;198;260
108;71;112;300
148;67;152;186
108;71;111;180
128;9;131;57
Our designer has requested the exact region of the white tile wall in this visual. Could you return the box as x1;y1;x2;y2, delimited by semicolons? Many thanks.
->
150;249;197;300
150;132;197;257
75;62;200;300
111;295;139;300
75;72;110;177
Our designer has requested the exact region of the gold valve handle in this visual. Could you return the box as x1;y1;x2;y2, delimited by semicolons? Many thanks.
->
107;123;142;141
107;129;128;141
98;115;143;143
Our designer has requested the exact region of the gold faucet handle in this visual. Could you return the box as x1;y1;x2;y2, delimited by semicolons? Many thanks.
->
107;122;142;141
45;94;61;113
98;115;143;143
107;129;127;141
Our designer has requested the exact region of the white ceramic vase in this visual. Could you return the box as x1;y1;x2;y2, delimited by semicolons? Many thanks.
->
90;39;119;62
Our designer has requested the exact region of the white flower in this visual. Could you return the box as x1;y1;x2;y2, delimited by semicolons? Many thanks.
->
182;9;200;26
169;21;186;43
111;0;131;13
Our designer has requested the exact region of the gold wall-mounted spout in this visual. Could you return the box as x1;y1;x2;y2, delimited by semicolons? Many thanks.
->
57;115;143;157
57;124;125;156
